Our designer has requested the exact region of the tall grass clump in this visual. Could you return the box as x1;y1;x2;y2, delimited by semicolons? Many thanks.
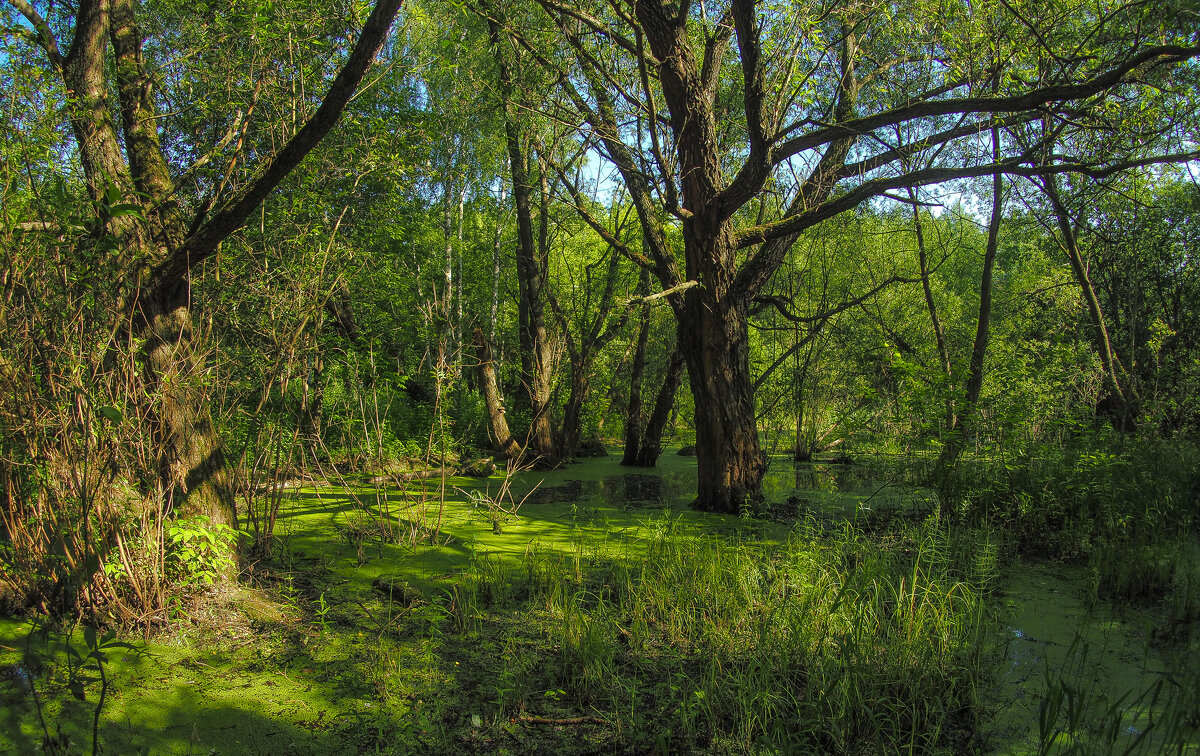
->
516;515;998;753
1035;635;1200;755
948;436;1199;639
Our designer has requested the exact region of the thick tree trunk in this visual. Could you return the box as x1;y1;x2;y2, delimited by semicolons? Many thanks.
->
677;287;764;513
558;369;590;461
633;346;684;467
9;0;402;612
136;292;235;525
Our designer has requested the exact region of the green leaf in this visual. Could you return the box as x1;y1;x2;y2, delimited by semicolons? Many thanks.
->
103;181;122;206
98;406;123;423
107;203;145;219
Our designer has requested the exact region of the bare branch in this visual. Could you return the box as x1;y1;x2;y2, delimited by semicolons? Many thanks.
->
625;279;700;306
5;0;64;71
771;44;1200;163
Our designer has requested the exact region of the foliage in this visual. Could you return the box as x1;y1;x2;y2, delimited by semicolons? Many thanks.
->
165;515;240;588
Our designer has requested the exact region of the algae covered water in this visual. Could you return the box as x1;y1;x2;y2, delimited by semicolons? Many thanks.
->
1;450;1196;754
364;451;1199;752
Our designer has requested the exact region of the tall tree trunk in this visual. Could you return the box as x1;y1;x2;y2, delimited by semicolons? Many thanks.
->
907;187;955;431
1043;175;1138;431
558;369;590;460
113;0;234;524
441;161;456;375
487;16;556;464
677;283;764;512
12;0;403;531
939;125;1003;471
621;281;652;465
489;181;507;346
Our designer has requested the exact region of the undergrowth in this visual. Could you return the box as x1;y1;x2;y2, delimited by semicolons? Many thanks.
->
1;510;1001;754
447;514;998;754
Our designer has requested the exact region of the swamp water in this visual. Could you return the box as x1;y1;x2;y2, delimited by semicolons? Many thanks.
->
1;451;1195;753
333;452;1198;752
441;453;1200;753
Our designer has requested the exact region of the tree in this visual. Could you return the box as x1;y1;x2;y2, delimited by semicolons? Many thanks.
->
492;0;1199;512
3;0;401;554
485;8;560;463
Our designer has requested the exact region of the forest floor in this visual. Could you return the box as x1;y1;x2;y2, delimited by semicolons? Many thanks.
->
1;453;1197;754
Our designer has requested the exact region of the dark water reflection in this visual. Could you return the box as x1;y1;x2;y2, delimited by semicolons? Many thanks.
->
522;466;695;510
512;451;926;521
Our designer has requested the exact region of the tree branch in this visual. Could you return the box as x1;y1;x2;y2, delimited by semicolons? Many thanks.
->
151;0;403;294
736;148;1200;250
770;44;1200;163
5;0;64;71
625;279;699;306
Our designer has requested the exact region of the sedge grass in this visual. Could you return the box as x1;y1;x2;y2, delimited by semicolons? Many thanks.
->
461;513;998;754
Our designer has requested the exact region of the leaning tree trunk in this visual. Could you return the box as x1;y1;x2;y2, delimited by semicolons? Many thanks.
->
937;123;1002;473
1043;174;1138;431
10;0;403;614
633;346;684;467
473;328;519;459
907;187;955;432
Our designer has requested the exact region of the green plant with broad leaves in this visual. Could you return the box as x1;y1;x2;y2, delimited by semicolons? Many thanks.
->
166;515;239;587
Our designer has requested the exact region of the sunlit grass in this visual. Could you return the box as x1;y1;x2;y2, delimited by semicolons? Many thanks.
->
450;513;997;753
4;449;1197;754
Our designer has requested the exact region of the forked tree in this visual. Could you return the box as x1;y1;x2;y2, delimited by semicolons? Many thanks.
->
487;0;1198;512
5;0;403;527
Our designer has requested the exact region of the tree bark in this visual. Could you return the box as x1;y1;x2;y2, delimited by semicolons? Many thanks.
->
473;328;518;459
633;346;684;467
621;282;651;465
558;370;589;461
678;285;764;511
10;0;404;529
939;125;1003;471
136;294;236;523
487;16;556;464
907;187;955;432
1042;175;1138;431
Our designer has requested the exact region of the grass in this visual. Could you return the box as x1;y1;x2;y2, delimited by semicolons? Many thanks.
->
1;449;1197;754
943;437;1200;755
0;456;1001;754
